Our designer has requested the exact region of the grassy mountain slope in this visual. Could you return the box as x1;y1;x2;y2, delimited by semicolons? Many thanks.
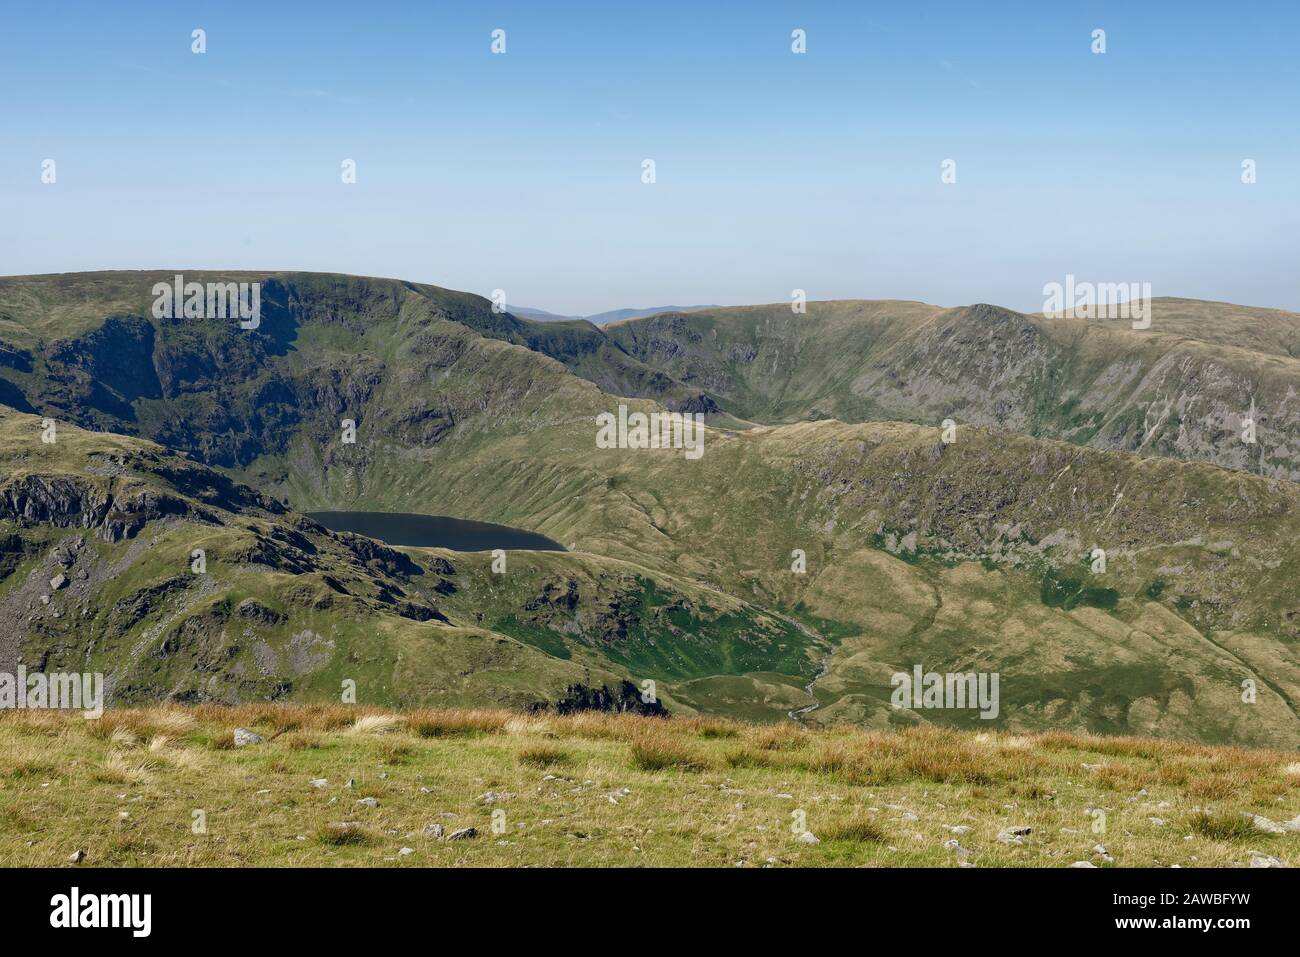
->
600;299;1300;481
336;407;1300;746
1;272;1298;747
0;408;666;711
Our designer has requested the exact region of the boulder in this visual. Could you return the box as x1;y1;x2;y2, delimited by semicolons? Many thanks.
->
233;728;264;747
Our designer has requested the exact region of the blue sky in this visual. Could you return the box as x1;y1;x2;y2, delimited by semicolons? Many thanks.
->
2;0;1297;314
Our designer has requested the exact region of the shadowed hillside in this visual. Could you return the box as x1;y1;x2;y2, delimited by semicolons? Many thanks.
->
598;299;1300;482
1;272;1298;747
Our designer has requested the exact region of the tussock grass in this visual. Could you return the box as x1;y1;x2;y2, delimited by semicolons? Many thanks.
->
109;726;140;748
0;711;65;733
379;742;416;765
505;716;551;736
200;730;237;751
282;731;325;750
5;760;57;780
629;735;712;772
744;723;810;752
726;746;785;770
1;705;1296;868
1091;764;1154;791
802;742;896;783
819;811;886;844
347;715;403;735
1187;811;1257;841
681;717;739;739
88;709;198;743
1187;775;1244;801
1038;732;1195;761
149;709;198;734
518;744;570;768
407;709;509;738
316;823;374;846
551;712;653;741
742;727;1045;787
94;751;156;784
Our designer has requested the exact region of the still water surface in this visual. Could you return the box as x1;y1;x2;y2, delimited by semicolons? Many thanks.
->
306;511;566;551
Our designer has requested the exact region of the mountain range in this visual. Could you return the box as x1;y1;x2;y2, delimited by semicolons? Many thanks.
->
1;270;1297;748
510;304;719;325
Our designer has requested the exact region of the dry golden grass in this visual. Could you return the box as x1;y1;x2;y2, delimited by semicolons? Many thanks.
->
818;810;887;844
547;711;658;742
744;722;810;751
517;744;570;768
0;705;1296;868
94;750;156;785
679;717;739;739
406;709;510;738
629;733;714;772
282;731;325;751
347;715;404;736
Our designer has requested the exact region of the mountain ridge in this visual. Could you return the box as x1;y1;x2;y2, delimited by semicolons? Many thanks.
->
2;270;1297;746
511;304;719;324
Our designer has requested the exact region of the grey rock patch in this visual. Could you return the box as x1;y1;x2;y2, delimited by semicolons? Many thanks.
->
997;826;1031;845
233;728;264;747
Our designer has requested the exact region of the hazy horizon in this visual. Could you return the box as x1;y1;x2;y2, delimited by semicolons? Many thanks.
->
3;0;1297;314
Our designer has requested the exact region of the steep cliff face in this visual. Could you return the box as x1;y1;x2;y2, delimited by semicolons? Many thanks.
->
0;409;449;697
0;276;522;480
2;472;198;542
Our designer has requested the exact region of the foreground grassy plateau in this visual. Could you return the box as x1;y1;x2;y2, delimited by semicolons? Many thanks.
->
1;705;1296;868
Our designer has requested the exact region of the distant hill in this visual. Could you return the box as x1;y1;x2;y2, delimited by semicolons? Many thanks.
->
2;271;1299;747
590;298;1300;483
508;306;580;322
586;305;718;325
512;304;718;324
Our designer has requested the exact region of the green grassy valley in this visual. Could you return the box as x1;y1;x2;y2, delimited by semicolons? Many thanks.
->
1;271;1298;749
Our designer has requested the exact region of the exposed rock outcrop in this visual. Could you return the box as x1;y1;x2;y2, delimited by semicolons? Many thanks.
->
537;680;669;717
